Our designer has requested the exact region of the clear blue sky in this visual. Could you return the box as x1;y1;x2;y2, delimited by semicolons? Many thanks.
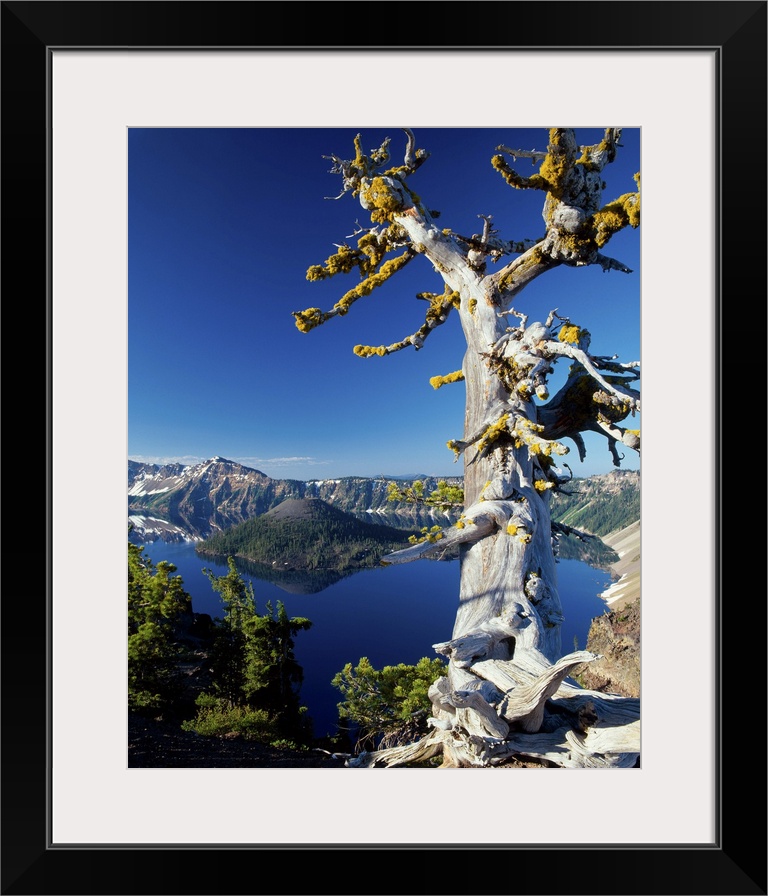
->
128;127;640;481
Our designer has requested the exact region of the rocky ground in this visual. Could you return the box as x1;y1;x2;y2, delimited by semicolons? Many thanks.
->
577;596;640;697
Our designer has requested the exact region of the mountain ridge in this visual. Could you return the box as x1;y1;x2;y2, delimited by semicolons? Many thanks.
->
128;456;640;548
128;457;464;539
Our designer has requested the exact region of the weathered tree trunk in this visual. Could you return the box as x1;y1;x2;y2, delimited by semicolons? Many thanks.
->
455;302;564;663
297;128;641;768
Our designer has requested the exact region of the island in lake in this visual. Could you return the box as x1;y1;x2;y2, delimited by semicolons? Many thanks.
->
196;497;424;575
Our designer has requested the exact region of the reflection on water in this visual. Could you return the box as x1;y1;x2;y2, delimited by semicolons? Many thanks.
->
197;551;357;594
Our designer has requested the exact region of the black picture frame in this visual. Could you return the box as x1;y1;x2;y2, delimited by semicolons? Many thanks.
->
4;2;766;894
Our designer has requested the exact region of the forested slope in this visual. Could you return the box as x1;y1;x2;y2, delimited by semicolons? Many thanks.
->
197;497;417;571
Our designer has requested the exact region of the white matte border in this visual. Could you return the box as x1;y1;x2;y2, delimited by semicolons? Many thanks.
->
51;49;716;846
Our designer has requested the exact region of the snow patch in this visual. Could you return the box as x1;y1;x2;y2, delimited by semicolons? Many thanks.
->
128;484;172;497
602;578;630;605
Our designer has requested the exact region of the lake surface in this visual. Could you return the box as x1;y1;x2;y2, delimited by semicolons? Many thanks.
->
133;539;612;739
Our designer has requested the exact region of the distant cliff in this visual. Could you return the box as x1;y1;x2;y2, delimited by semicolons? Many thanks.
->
550;469;640;566
550;468;640;537
128;458;640;555
128;457;462;540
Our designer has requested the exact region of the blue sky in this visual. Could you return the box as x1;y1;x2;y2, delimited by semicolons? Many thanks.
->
128;127;640;481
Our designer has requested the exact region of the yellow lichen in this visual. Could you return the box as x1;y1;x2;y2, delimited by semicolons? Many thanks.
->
538;130;572;199
497;244;548;292
430;370;465;390
305;244;361;282
474;413;511;455
292;307;326;333
359;175;423;225
591;191;640;246
332;250;415;317
558;324;582;345
354;345;388;358
357;232;386;271
577;131;615;171
491;154;548;192
352;133;367;171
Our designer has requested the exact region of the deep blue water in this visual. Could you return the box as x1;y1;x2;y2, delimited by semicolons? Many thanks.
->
134;539;611;739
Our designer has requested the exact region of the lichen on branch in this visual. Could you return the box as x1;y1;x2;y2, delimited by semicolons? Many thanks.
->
448;408;569;469
352;287;460;357
295;130;441;339
591;177;641;247
490;128;640;290
429;370;465;390
293;248;416;333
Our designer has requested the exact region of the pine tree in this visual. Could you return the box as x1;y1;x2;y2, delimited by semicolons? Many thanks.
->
128;539;191;713
187;557;313;742
204;557;256;708
244;601;312;739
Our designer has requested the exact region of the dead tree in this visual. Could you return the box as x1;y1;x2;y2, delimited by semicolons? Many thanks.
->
294;128;640;768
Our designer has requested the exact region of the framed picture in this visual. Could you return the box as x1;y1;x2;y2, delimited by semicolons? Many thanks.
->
7;1;765;893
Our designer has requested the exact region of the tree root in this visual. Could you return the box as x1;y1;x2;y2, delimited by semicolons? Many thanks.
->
344;657;640;769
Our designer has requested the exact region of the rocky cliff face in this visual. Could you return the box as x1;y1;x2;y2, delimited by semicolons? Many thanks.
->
577;597;640;698
128;457;299;536
550;468;640;537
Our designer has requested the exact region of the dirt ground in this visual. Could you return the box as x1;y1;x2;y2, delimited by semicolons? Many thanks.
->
128;712;346;768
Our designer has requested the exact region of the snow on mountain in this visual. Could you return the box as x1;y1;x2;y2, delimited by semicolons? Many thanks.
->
128;457;461;540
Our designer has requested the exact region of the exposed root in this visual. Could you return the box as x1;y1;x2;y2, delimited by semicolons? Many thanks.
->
343;658;640;769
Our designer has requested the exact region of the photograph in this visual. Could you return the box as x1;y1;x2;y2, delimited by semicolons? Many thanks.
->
126;125;643;771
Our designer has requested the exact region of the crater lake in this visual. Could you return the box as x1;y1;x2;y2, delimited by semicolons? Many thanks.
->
130;537;612;739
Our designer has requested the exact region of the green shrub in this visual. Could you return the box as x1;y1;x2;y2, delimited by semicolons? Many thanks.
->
332;655;447;751
269;738;308;751
181;694;278;740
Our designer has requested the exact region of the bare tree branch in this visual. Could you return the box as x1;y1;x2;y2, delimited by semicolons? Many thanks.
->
353;288;460;357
